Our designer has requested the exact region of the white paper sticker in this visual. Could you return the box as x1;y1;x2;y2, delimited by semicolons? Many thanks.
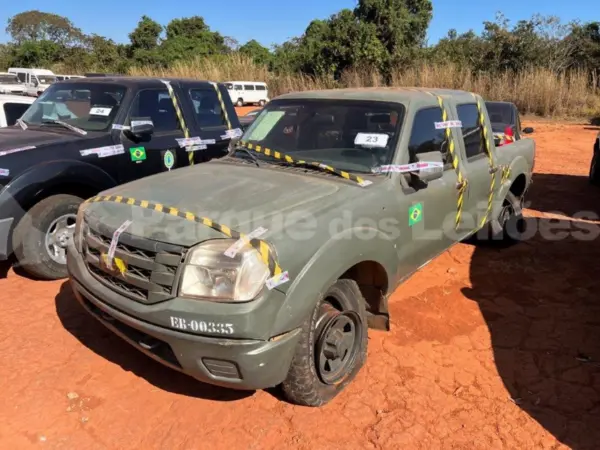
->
106;220;133;268
372;162;444;174
17;119;27;130
89;107;112;116
354;133;389;148
0;168;9;177
358;180;373;187
221;128;243;140
0;145;36;157
131;120;154;127
435;120;462;129
176;137;202;147
224;227;269;258
112;124;130;130
80;145;125;158
266;271;290;290
185;144;208;152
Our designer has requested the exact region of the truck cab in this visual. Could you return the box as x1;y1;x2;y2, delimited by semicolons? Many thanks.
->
0;76;241;280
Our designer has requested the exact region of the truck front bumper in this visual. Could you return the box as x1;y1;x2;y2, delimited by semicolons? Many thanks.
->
67;244;301;391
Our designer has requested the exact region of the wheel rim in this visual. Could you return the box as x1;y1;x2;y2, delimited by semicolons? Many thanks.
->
315;302;362;385
44;213;77;264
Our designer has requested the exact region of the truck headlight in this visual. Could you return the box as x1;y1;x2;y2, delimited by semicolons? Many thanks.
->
179;239;269;302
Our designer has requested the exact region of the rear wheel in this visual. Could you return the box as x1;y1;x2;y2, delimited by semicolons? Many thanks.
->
281;279;368;407
590;152;600;186
236;98;244;107
13;194;83;280
259;100;266;107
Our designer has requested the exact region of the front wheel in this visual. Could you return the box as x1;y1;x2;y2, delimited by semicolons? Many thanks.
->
281;279;368;407
236;98;244;107
259;100;266;107
13;194;83;280
590;152;600;186
492;191;526;244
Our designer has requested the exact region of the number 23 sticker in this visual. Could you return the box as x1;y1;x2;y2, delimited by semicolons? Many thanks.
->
354;132;389;148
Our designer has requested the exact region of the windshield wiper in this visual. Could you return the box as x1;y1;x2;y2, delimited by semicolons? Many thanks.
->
238;141;372;187
232;146;261;167
41;119;87;136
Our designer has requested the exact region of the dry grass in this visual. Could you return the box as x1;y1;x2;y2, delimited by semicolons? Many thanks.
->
130;54;600;119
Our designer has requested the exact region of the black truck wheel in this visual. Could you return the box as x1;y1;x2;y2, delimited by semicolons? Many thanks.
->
13;194;83;280
236;98;244;107
590;152;600;186
281;279;368;407
493;191;526;244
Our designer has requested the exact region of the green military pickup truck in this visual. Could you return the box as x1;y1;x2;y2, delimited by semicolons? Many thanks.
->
66;88;535;406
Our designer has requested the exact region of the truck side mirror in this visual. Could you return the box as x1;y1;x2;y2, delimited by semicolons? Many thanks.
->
127;118;154;140
414;151;444;183
522;127;534;134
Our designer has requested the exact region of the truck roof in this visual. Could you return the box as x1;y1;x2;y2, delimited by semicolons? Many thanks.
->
275;87;480;103
63;76;219;87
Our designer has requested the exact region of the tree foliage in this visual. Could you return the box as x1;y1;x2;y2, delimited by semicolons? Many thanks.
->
1;8;599;88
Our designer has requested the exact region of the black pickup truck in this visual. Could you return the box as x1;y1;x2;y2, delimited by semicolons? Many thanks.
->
0;76;241;280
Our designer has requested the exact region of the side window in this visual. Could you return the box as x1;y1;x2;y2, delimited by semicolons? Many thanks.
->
456;104;485;159
189;88;226;128
3;103;30;126
234;84;242;90
17;73;26;82
408;107;448;164
255;85;266;91
243;85;255;91
128;89;181;133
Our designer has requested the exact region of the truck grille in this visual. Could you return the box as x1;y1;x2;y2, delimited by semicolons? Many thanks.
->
82;220;186;304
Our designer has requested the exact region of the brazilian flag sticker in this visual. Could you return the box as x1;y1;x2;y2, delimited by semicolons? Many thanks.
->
409;203;423;227
130;146;146;162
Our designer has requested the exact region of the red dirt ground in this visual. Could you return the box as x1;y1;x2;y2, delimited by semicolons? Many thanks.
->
1;120;599;450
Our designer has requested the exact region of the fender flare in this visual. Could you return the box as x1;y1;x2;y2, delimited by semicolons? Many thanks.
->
271;227;399;337
0;160;116;249
490;155;531;224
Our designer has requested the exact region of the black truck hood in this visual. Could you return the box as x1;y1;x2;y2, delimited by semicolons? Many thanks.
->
0;127;83;152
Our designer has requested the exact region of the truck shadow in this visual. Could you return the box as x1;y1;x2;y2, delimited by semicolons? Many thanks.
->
54;282;255;403
463;174;600;449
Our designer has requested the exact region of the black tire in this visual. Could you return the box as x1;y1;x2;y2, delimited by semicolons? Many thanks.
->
236;98;244;107
259;100;266;107
590;151;600;186
281;279;368;407
13;194;83;280
492;191;526;245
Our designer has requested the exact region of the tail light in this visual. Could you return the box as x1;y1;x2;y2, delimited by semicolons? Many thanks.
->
504;126;515;144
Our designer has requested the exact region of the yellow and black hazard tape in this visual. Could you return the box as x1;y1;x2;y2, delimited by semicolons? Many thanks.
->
161;80;195;166
427;92;468;229
209;82;233;130
84;195;284;278
239;141;372;188
474;95;496;229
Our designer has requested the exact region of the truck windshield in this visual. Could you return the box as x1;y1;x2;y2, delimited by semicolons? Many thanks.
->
20;82;127;132
0;74;19;84
241;100;404;173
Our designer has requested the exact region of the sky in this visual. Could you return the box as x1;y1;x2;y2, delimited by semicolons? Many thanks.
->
0;0;597;48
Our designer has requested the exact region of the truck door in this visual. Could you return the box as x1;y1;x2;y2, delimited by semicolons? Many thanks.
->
454;101;498;234
177;82;234;163
395;106;465;269
118;87;186;184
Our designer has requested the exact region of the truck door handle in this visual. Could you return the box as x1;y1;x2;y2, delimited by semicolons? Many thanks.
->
489;166;499;174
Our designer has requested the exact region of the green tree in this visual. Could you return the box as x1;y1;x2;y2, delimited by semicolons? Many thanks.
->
6;10;84;45
161;16;228;64
129;15;162;51
354;0;433;65
239;39;272;66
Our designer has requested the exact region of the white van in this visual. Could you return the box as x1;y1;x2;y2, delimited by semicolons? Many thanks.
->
0;94;35;127
224;81;269;107
55;74;84;81
8;68;57;97
0;72;25;95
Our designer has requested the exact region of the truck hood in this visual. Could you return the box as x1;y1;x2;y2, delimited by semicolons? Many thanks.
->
0;126;83;152
85;160;363;247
